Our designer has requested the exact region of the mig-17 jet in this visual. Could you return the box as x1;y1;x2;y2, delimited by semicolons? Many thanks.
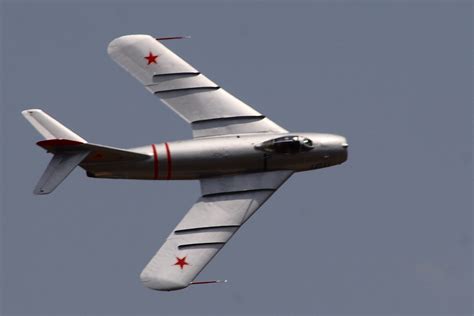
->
23;34;348;291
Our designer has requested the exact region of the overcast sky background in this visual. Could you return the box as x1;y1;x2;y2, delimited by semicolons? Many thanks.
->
1;1;472;315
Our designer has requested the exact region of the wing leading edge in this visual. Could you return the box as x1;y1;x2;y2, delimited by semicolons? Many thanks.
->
140;170;293;291
107;34;287;138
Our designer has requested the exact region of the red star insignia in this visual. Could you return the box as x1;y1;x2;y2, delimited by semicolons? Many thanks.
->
174;256;189;270
144;52;158;65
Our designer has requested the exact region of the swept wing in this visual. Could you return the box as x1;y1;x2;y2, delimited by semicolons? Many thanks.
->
108;35;294;290
107;34;287;138
140;171;293;290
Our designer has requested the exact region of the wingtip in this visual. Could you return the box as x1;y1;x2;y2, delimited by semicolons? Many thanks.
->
22;108;43;116
140;270;189;291
107;34;153;55
108;34;191;55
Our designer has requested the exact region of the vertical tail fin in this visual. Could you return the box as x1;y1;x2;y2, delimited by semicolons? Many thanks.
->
21;109;86;142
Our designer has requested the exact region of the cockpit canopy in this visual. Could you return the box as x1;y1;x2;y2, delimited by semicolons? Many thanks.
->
256;135;314;154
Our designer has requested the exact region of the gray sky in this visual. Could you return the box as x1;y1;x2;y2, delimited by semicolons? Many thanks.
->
1;1;472;315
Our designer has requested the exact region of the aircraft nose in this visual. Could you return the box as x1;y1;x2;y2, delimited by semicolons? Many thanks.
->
337;136;348;164
337;135;348;148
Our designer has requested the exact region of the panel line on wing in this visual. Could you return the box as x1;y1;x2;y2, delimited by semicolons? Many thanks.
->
192;116;287;138
152;72;200;79
191;115;266;125
155;86;220;94
174;225;240;235
178;242;226;250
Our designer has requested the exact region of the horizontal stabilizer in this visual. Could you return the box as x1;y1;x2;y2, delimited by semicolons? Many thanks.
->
34;151;90;195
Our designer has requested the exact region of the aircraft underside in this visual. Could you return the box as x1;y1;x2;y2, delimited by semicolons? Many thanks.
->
23;34;348;291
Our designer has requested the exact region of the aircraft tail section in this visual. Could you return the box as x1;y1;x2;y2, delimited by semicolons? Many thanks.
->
22;109;86;142
23;109;150;195
33;150;90;194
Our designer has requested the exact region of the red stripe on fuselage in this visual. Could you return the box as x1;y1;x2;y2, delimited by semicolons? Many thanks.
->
165;142;172;180
151;144;159;180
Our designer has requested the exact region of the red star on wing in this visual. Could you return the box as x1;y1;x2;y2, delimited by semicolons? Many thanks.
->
144;52;158;65
174;256;189;270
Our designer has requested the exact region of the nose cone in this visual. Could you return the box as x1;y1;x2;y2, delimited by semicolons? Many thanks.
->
336;135;348;164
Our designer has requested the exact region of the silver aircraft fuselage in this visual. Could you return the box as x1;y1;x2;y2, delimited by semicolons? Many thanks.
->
82;133;348;180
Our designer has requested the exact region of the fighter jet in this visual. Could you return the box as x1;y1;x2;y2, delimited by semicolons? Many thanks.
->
23;34;348;291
